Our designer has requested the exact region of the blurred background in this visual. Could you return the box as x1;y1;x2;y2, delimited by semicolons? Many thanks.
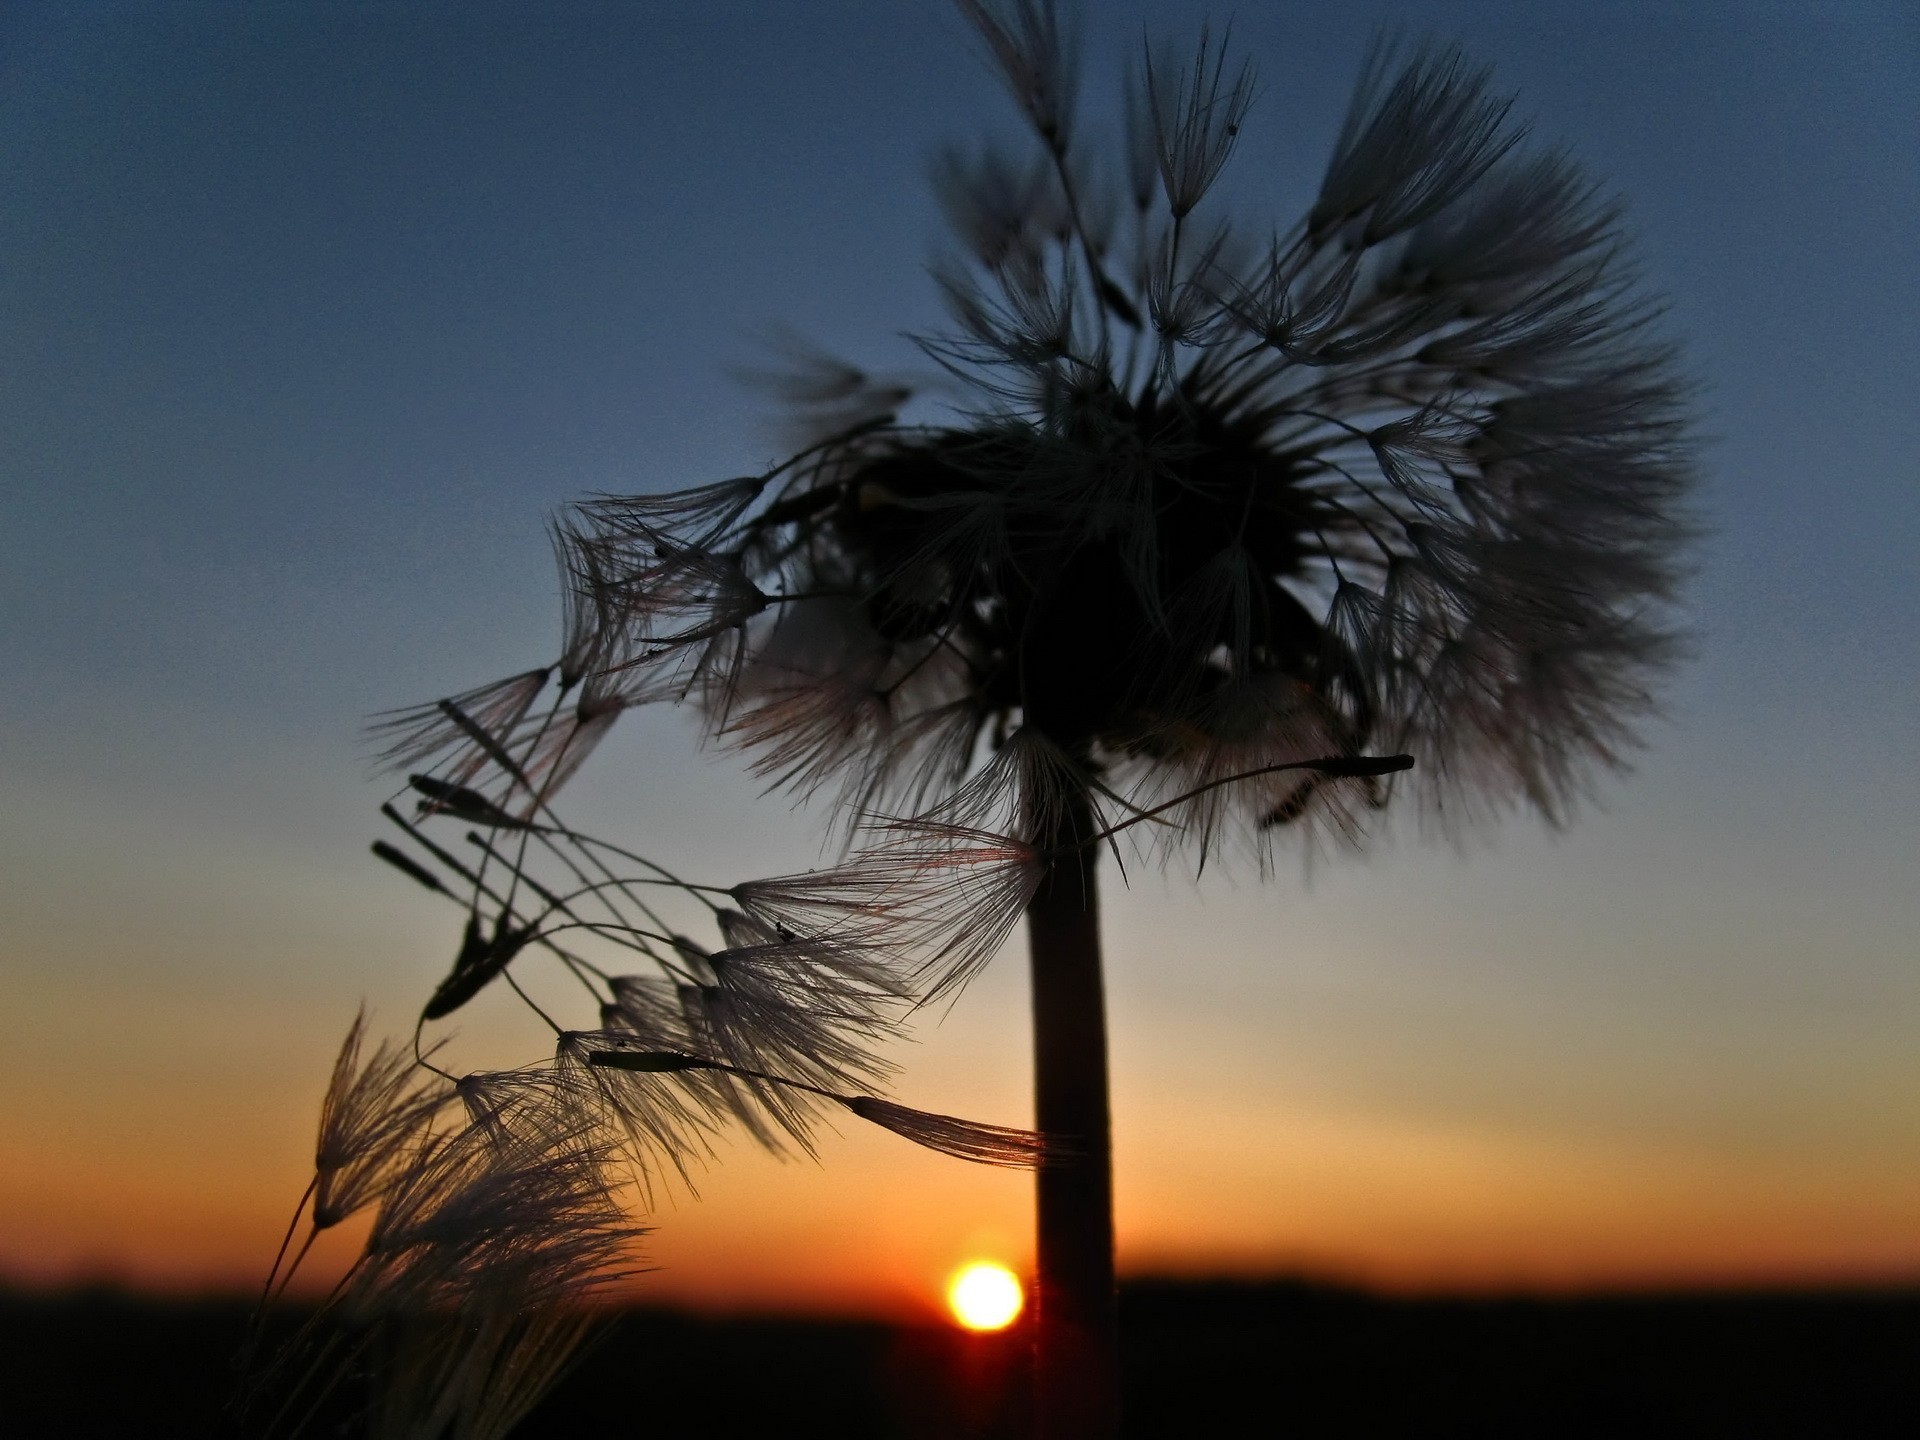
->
1;0;1915;1401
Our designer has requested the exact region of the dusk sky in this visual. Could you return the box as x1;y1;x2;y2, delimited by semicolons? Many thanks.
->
2;1;1915;1318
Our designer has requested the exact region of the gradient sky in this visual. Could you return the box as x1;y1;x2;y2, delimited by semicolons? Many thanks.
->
2;1;1915;1317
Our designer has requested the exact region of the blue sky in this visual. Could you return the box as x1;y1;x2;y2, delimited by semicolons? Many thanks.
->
1;1;1915;1306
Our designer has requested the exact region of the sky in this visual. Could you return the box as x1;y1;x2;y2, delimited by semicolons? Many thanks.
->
1;0;1916;1319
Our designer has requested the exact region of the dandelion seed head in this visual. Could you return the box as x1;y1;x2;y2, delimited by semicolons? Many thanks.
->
365;5;1691;875
310;13;1702;1433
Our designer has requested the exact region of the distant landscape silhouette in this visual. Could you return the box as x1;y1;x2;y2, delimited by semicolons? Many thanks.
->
17;1280;1917;1438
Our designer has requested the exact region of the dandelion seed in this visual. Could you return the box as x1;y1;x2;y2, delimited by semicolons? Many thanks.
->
409;774;534;830
956;0;1080;154
726;820;1043;1001
371;839;450;895
1145;24;1256;220
578;475;767;550
369;670;551;791
839;1095;1055;1168
313;1010;451;1230
549;1033;717;1199
422;914;541;1022
577;1049;1052;1170
1312;39;1519;244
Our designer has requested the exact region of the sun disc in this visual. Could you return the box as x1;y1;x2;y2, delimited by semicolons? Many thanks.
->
947;1261;1023;1331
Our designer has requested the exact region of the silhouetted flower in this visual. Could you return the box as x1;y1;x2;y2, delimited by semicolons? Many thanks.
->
270;5;1698;1435
407;22;1689;871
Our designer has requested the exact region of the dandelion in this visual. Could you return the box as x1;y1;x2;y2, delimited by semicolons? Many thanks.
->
282;4;1697;1436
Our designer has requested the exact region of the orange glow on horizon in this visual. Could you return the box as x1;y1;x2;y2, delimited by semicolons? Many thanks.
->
947;1261;1024;1330
6;963;1920;1314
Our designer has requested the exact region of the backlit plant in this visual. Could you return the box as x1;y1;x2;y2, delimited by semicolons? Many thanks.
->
253;5;1695;1436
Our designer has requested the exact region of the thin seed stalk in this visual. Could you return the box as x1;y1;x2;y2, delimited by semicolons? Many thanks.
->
1026;778;1118;1440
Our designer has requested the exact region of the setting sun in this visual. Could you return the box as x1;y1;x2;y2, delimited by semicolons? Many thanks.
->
947;1261;1024;1331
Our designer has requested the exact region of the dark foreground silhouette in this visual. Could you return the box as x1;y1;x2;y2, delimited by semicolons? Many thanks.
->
3;1278;1913;1438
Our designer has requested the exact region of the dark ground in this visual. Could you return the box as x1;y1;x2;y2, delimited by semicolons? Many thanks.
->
3;1279;1915;1438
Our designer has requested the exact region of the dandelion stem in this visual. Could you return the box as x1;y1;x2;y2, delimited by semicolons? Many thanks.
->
241;1173;317;1369
269;1225;321;1307
503;965;565;1034
1026;777;1119;1439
